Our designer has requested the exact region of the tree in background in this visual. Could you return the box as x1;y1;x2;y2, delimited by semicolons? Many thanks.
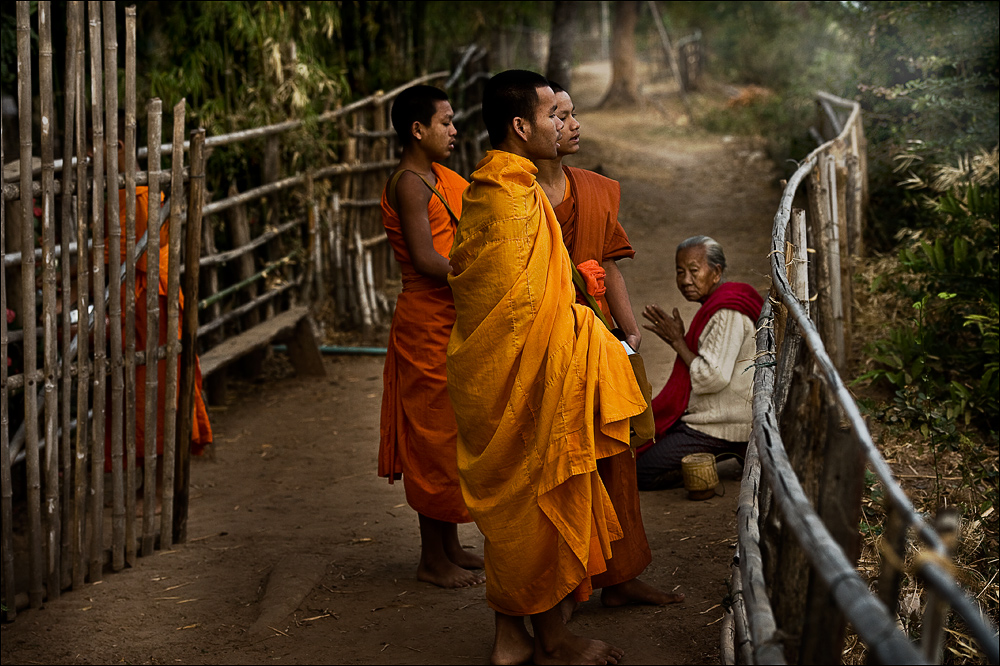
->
600;1;640;107
545;1;577;89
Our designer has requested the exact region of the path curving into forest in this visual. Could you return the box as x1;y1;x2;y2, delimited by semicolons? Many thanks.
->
0;64;781;665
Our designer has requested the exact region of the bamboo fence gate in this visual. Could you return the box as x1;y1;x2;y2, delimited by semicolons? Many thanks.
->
1;0;489;619
720;92;1000;664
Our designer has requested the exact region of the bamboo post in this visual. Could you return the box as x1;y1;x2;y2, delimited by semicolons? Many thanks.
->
790;208;809;317
262;134;281;320
226;182;263;379
330;192;347;323
59;0;82;589
161;99;185;551
834;159;853;364
174;129;206;544
17;0;45;608
39;0;63;599
87;0;108;584
71;0;90;588
805;165;839;370
1;80;15;623
921;509;961;663
304;170;317;304
876;504;907;618
123;4;138;567
103;0;125;573
822;155;846;373
142;98;163;557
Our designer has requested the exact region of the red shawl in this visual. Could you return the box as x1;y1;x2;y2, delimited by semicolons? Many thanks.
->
637;282;764;456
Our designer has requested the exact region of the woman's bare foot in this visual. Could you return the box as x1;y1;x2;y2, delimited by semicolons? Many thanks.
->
531;604;624;665
600;577;685;607
417;556;485;588
491;612;534;665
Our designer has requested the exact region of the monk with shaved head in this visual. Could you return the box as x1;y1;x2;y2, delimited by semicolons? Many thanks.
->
447;69;646;665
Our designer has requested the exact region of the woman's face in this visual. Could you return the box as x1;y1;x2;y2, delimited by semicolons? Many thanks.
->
675;245;722;303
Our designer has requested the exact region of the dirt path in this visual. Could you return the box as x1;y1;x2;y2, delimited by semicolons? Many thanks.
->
0;68;780;665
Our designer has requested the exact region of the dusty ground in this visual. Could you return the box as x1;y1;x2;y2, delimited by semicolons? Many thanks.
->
1;65;781;664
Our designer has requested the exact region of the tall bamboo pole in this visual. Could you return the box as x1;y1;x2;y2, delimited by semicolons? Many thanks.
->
103;0;125;572
87;0;107;584
174;129;206;544
142;99;163;557
161;100;186;550
39;0;63;600
59;0;82;590
71;0;90;589
18;0;45;608
123;4;138;567
1;73;15;623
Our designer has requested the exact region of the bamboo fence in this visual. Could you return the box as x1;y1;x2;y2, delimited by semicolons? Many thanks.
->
720;92;999;664
1;0;489;618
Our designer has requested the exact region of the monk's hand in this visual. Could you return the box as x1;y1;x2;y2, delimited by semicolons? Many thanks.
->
641;304;673;345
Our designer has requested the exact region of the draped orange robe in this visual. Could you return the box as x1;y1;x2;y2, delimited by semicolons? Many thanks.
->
554;165;652;589
378;164;472;524
105;186;212;471
447;151;647;615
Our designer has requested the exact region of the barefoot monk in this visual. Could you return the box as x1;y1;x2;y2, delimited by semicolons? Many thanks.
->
447;70;646;665
378;85;485;589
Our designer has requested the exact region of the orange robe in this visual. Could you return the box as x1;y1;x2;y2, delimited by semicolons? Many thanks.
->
446;151;647;616
554;165;652;589
378;164;472;524
105;186;212;471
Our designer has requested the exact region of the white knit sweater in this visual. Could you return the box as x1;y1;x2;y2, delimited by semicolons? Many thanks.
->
680;308;756;442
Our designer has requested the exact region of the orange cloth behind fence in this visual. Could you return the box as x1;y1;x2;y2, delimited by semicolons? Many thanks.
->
378;164;472;524
553;166;652;589
105;187;212;471
446;151;646;616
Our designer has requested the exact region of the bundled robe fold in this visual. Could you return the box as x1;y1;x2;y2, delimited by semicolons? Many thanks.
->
447;151;646;615
553;165;652;590
378;164;472;524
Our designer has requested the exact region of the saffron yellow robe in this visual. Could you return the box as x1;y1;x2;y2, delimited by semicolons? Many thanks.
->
446;151;646;616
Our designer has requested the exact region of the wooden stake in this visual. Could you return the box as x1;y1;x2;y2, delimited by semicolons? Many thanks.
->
174;129;206;544
123;3;138;567
102;0;125;573
142;98;163;557
17;0;45;608
1;54;15;623
160;99;185;551
87;0;107;585
59;0;82;591
39;0;63;600
71;0;90;589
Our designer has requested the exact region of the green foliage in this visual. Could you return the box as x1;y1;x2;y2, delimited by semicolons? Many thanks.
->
860;151;999;436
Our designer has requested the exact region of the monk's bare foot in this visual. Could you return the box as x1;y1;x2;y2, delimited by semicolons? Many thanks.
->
600;577;685;607
417;556;485;589
491;613;533;665
446;544;485;570
560;596;578;624
531;605;623;665
534;632;624;665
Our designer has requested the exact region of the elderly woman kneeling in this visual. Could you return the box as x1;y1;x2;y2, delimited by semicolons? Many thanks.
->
637;236;764;491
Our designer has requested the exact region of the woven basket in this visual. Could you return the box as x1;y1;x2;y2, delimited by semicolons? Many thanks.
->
681;452;719;501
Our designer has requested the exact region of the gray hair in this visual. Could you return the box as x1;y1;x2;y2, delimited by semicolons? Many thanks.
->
677;235;726;273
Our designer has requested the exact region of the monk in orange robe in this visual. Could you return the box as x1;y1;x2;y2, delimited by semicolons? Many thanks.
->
447;70;646;665
104;135;212;473
534;83;684;610
378;85;485;589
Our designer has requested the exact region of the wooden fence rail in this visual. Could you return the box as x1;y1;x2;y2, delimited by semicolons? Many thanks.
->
1;0;490;619
722;92;999;664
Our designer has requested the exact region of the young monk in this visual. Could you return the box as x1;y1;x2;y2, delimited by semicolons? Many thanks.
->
378;84;485;589
447;69;646;665
534;82;684;611
104;121;212;476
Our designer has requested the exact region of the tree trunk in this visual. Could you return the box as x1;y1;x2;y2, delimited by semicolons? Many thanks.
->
545;1;577;91
600;1;640;108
